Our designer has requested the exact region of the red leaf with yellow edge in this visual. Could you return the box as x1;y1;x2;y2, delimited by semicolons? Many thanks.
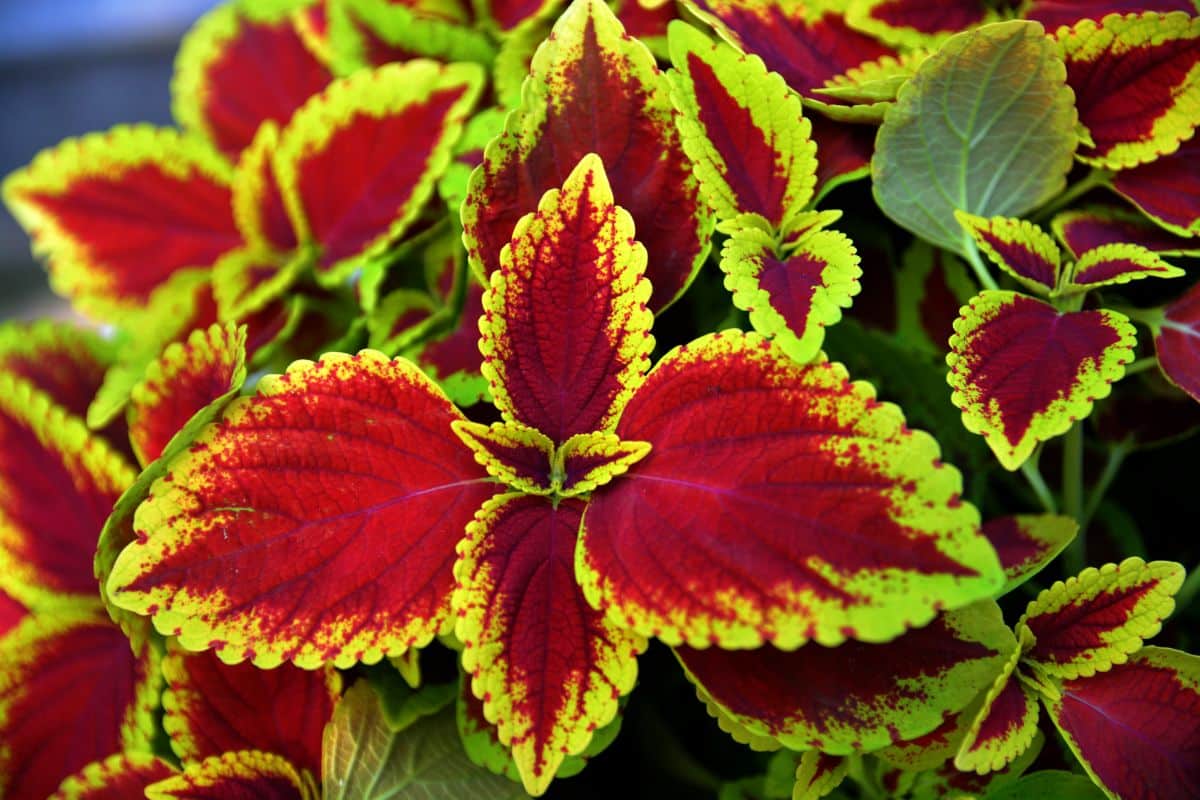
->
452;420;556;494
410;282;490;407
875;691;983;772
276;61;483;284
47;753;177;800
846;0;997;49
1059;12;1200;170
212;246;311;322
554;431;650;496
810;114;874;200
145;750;314;800
955;628;1040;774
667;20;818;229
1023;0;1195;32
1044;646;1200;800
954;212;1061;296
107;350;496;669
462;0;713;313
454;493;644;796
128;322;248;468
578;330;1004;650
946;291;1136;471
1110;136;1200;237
163;645;340;775
683;0;896;96
792;751;848;799
172;0;331;157
232;122;298;253
692;679;782;752
1018;557;1184;679
325;0;495;74
0;609;161;800
293;2;333;65
480;154;654;442
1063;242;1184;292
674;601;1013;753
475;0;563;33
2;126;241;320
1052;205;1200;258
0;374;135;608
0;320;112;419
983;514;1078;596
1156;280;1200;403
0;588;26;637
720;221;861;365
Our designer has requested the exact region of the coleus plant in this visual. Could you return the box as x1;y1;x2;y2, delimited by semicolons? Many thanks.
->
1;0;1199;798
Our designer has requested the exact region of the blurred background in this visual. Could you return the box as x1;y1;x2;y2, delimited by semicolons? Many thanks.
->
0;0;219;320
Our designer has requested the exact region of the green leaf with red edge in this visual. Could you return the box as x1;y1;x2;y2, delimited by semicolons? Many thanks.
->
791;751;848;799
674;601;1013;753
720;220;862;365
578;330;1004;650
666;20;818;230
323;680;526;800
1061;242;1184;293
955;628;1040;774
172;0;331;158
681;0;896;96
128;322;248;468
480;154;654;442
163;645;341;775
1017;557;1184;679
275;60;483;286
47;753;178;800
0;320;113;420
1052;205;1200;258
107;350;496;669
409;281;490;406
2;126;241;320
451;420;555;494
0;608;162;800
1155;280;1200;403
1109;136;1200;236
946;291;1136;471
1044;646;1200;800
326;0;495;74
846;0;998;49
982;514;1078;597
954;212;1062;296
872;20;1078;257
1022;0;1196;32
145;750;315;800
554;431;650;496
462;0;713;314
454;493;644;795
0;374;135;609
1059;12;1200;170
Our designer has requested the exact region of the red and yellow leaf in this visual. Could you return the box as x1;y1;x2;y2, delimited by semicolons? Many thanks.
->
1059;12;1200;169
683;0;896;96
954;212;1062;296
1062;242;1184;292
454;493;644;796
479;154;654;442
554;431;651;496
145;750;314;800
107;350;496;669
0;609;161;800
578;330;1004;650
810;114;874;201
946;291;1136;470
173;0;331;157
955;629;1041;774
451;420;555;494
462;0;713;313
2;126;241;319
325;0;495;73
1052;205;1200;258
674;601;1013;753
232;121;298;253
163;645;340;774
1155;280;1200;403
0;374;135;608
276;60;483;284
982;514;1078;596
47;753;177;800
1110;136;1200;236
474;0;563;33
667;20;818;229
1018;557;1184;679
847;0;997;49
720;221;861;365
128;322;248;468
1044;646;1200;800
1022;0;1196;32
791;750;848;799
212;246;312;322
0;320;112;420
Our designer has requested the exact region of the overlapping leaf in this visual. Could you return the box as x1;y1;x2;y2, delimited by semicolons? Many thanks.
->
47;753;177;800
846;0;996;48
955;631;1040;773
554;431;650;496
578;330;1004;650
1063;242;1183;292
410;282;490;406
955;212;1062;295
107;351;495;669
1018;557;1184;678
674;601;1013;753
1052;205;1200;258
2;126;241;319
982;515;1078;596
1110;136;1200;236
452;420;556;494
947;291;1136;470
806;50;927;124
0;321;112;419
1155;280;1200;403
475;0;564;33
144;750;314;800
325;0;495;73
810;114;875;201
463;0;712;313
455;494;643;795
231;121;298;255
173;0;331;157
1022;0;1196;31
1060;12;1200;169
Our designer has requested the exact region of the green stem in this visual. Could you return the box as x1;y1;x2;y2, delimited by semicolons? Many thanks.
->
1124;356;1158;376
1080;442;1129;534
1034;168;1110;221
962;238;999;291
1062;422;1086;574
1177;564;1200;613
1020;453;1058;514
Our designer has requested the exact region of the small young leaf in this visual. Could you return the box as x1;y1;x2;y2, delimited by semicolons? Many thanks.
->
955;631;1040;773
1062;242;1183;292
1155;280;1200;403
1052;205;1200;258
47;753;177;800
982;514;1078;596
554;431;651;496
451;420;556;494
954;212;1062;296
1109;137;1200;237
791;750;848;799
145;750;313;800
